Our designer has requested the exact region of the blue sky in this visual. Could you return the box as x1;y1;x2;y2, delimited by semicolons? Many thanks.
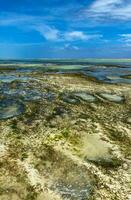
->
0;0;131;58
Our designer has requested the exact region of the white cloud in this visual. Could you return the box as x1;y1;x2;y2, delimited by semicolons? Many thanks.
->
32;28;101;42
0;14;60;41
35;25;60;41
64;31;88;40
0;13;103;42
64;31;102;41
84;0;131;21
63;43;79;50
34;26;102;42
90;0;122;11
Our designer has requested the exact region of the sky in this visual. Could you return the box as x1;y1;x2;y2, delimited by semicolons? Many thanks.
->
0;0;131;59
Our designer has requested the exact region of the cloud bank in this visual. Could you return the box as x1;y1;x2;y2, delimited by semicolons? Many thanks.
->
84;0;131;21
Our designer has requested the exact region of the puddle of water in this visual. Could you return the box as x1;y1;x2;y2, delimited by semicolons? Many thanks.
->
1;62;131;84
49;163;93;200
34;147;94;200
0;79;55;103
121;75;131;79
83;66;131;84
51;181;92;200
23;90;43;101
23;90;55;102
0;99;25;119
2;88;55;102
81;134;111;161
80;134;121;167
3;89;26;97
0;74;35;83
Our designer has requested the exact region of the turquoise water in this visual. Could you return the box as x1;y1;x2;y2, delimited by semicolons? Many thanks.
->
0;59;131;84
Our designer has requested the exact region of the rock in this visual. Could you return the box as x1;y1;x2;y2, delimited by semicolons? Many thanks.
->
99;93;124;103
107;76;120;80
62;95;80;104
87;157;122;168
74;92;97;102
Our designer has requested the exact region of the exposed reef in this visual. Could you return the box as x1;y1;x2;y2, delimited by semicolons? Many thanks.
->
0;64;131;200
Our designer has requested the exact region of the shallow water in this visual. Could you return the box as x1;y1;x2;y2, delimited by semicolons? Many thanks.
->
83;66;131;84
81;134;111;162
0;59;131;84
0;98;24;119
0;74;34;83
